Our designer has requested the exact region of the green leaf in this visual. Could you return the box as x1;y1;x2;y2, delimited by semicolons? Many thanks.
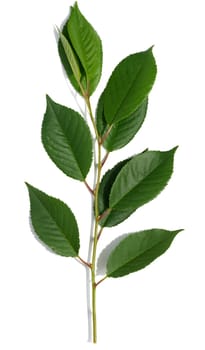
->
100;147;176;227
58;19;86;94
58;29;82;85
66;3;102;96
99;149;148;227
26;183;80;257
42;95;92;181
103;48;156;125
107;229;182;278
110;147;177;210
96;92;148;151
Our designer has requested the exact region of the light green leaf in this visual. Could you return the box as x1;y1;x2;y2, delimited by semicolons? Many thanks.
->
110;148;177;211
58;18;86;94
67;3;102;95
26;183;80;257
58;29;81;85
42;95;92;181
107;229;182;277
103;48;156;125
96;92;148;151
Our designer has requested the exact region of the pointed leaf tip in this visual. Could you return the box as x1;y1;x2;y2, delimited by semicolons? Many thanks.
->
46;94;51;103
66;2;102;96
42;97;93;181
109;148;177;212
102;49;157;125
107;229;182;278
74;2;78;9
26;184;80;257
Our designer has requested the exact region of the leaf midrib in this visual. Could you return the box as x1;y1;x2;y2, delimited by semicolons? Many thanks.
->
108;233;173;275
48;101;84;179
108;59;142;124
110;152;172;209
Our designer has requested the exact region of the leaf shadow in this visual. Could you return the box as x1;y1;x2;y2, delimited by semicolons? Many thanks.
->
84;136;98;342
29;215;57;256
97;233;128;275
29;214;93;342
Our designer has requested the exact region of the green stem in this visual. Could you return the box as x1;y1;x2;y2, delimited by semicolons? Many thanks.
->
91;139;101;343
84;95;102;343
96;275;108;287
84;94;100;141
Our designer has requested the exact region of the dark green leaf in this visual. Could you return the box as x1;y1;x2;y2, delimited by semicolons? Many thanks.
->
110;147;177;210
107;229;182;277
42;95;92;181
66;3;102;96
100;148;177;227
96;92;148;151
98;158;131;215
100;208;136;228
98;149;145;227
26;183;80;257
98;158;132;227
96;91;106;136
103;48;156;125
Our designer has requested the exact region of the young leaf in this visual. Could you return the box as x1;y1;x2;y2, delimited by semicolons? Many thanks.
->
110;147;177;210
26;183;80;257
66;2;102;96
58;29;82;85
58;19;86;94
42;95;92;181
107;229;182;278
96;93;148;151
102;47;156;125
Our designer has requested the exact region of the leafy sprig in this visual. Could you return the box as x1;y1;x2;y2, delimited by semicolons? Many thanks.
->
26;2;182;344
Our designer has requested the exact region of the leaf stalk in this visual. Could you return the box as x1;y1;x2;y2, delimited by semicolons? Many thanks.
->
77;256;92;269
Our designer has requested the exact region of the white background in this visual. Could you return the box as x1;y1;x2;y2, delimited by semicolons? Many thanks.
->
0;0;205;348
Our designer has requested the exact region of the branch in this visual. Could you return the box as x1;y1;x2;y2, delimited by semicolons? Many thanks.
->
97;227;104;241
97;208;111;222
77;256;92;268
100;125;113;145
95;276;107;287
101;152;110;167
84;180;94;195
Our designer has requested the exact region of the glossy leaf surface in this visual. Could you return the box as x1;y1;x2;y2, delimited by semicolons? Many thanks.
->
110;148;177;210
67;3;102;95
42;96;92;181
107;229;182;277
26;183;80;257
96;93;148;151
98;158;131;215
103;48;156;124
99;148;176;227
98;158;132;227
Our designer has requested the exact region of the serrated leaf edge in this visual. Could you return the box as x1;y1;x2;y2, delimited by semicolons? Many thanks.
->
107;229;183;276
25;182;80;256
